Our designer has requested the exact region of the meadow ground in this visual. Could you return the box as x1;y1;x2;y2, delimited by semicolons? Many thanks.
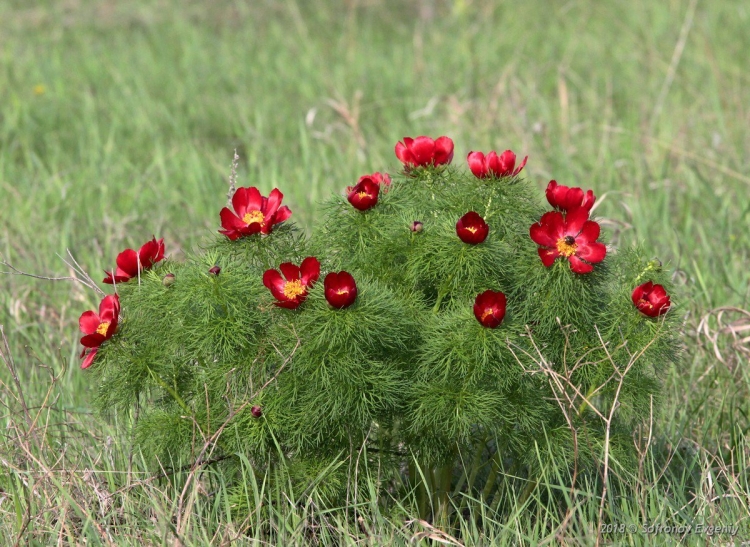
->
1;0;749;544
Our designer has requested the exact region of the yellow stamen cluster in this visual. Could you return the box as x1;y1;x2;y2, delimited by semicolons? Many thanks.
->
96;322;110;336
283;280;306;299
481;308;494;321
556;238;577;257
242;210;265;225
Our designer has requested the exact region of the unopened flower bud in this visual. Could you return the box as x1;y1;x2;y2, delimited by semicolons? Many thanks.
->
251;405;262;418
410;221;423;233
162;273;176;287
209;265;221;276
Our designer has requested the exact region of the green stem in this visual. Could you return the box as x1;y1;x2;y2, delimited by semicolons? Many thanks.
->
147;367;190;414
481;451;502;502
432;275;455;314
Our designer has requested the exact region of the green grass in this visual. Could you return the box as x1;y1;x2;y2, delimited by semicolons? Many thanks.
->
1;0;749;544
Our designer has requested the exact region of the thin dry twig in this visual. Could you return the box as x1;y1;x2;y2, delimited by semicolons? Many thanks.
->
227;149;239;206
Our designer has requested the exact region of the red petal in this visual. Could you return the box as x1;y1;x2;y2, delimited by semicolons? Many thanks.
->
513;155;528;176
539;211;566;240
79;310;100;335
529;221;557;247
562;187;584;212
139;237;164;268
274;299;302;310
279;262;301;281
395;141;413;165
262;269;287;300
300;257;321;285
81;348;98;369
577;241;606;263
538;248;559;267
576;220;601;243
273;205;292;225
230;187;248;217
99;294;120;319
220;207;245;231
265;188;283;217
546;180;567;208
410;136;436;166
80;333;106;348
433;136;454;165
581;190;596;212
467;151;487;178
115;249;139;278
564;208;589;236
568;255;594;274
497;150;516;174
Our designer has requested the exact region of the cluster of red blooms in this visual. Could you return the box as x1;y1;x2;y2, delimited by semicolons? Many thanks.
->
78;134;671;369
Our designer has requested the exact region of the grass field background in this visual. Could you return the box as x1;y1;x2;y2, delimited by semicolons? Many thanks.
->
1;0;749;544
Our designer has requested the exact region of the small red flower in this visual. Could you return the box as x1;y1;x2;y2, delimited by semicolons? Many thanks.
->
358;172;391;192
467;150;528;179
324;271;358;309
219;187;292;240
263;257;321;309
456;212;489;244
410;221;424;233
346;178;380;211
103;237;165;284
79;294;120;369
395;136;454;169
632;281;671;317
208;266;221;276
529;210;606;274
251;405;263;418
473;290;507;328
545;180;595;214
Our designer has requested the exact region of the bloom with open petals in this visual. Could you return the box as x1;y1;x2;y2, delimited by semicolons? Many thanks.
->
395;136;454;169
473;290;507;328
263;257;321;309
529;209;606;274
324;271;358;309
103;237;165;284
79;294;120;369
456;212;489;244
632;281;671;317
545;180;595;214
467;150;527;179
219;187;292;240
346;178;380;211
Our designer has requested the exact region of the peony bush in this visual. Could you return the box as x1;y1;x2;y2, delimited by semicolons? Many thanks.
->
78;135;679;519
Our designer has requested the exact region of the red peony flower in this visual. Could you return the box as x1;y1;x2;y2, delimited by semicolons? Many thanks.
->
208;266;221;276
456;211;489;244
395;136;454;169
632;281;671;317
79;294;120;369
545;180;595;214
251;405;263;418
219;187;292;240
324;271;358;309
103;237;165;284
529;209;606;274
263;257;321;309
346;178;380;211
473;290;507;328
467;150;528;179
357;172;391;192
